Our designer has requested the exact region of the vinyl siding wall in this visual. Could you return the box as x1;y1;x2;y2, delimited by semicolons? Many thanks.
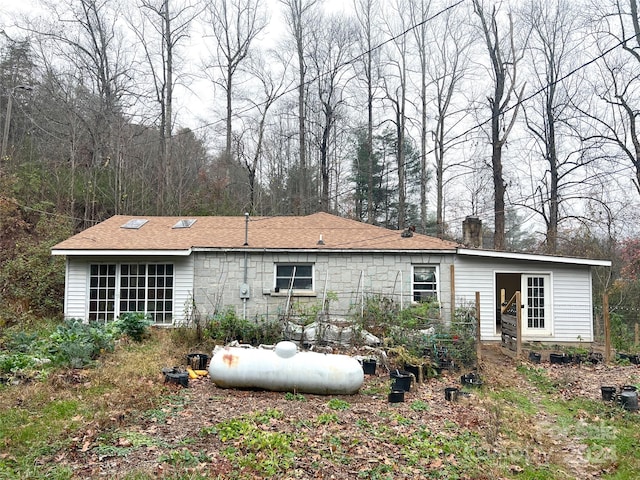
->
63;256;194;323
454;256;594;342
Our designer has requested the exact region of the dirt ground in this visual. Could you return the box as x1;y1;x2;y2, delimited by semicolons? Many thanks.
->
56;344;639;479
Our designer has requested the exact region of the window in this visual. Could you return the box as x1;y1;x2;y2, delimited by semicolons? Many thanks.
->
172;219;196;229
275;264;313;292
89;263;173;324
412;266;438;302
89;264;116;322
121;219;148;229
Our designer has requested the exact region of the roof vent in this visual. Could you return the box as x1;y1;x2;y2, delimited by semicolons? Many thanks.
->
317;234;325;245
121;219;148;229
173;219;196;229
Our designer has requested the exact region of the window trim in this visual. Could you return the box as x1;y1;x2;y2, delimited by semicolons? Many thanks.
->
274;263;315;295
411;265;439;303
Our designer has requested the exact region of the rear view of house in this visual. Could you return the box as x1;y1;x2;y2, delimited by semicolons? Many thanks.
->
51;213;610;344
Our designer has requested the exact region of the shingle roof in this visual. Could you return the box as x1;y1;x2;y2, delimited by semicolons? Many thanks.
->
51;212;460;253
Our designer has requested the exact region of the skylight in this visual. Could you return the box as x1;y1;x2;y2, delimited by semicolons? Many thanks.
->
172;219;197;229
121;219;148;229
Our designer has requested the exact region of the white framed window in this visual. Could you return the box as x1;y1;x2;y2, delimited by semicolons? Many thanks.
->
89;263;174;324
275;264;314;292
412;265;438;302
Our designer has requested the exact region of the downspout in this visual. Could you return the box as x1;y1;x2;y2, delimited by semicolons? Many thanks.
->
242;213;249;320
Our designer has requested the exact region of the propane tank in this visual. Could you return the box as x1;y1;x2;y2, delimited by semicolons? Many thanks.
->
209;341;364;395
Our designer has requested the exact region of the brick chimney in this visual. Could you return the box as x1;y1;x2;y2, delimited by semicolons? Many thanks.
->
463;216;482;248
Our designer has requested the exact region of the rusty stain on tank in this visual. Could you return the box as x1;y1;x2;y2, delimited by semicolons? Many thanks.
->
222;353;238;367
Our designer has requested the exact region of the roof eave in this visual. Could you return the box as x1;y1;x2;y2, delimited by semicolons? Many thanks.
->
51;249;192;257
191;247;458;254
456;247;611;267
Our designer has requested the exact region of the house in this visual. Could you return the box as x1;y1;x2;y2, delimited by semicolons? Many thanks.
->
51;212;611;344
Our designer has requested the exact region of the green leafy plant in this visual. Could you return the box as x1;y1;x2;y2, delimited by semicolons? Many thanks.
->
327;398;350;410
205;308;282;345
113;312;153;342
48;319;116;368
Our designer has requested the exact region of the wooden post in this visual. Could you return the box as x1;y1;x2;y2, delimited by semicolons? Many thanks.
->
603;293;611;364
515;291;522;359
475;291;482;362
450;264;456;323
635;322;639;347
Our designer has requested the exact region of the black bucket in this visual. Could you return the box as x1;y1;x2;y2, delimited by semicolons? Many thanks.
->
549;353;568;364
164;369;189;387
362;359;377;375
445;387;459;401
619;391;639;412
388;390;405;403
391;374;412;392
186;353;209;370
460;372;483;387
528;352;541;364
601;386;616;401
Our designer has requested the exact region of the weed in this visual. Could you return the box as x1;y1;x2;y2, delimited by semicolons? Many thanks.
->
327;398;350;410
158;448;209;467
410;400;430;412
284;392;305;401
316;412;339;424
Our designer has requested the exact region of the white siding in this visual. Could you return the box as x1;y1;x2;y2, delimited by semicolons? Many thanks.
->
65;258;89;320
454;256;594;342
63;256;194;324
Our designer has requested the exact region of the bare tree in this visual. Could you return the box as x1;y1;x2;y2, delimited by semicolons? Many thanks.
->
204;0;266;164
408;0;432;233
238;53;290;214
134;0;199;214
279;0;321;214
381;0;411;230
308;14;358;212
519;0;588;253
353;0;381;223
25;0;135;224
473;0;527;250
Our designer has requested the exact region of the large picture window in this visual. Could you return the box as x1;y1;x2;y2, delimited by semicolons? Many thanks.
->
89;263;173;324
412;266;438;302
275;264;313;292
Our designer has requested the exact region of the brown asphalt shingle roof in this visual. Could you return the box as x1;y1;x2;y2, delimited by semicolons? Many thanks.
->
51;212;460;252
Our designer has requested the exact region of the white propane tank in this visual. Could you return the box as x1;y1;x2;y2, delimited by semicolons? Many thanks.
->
209;341;364;395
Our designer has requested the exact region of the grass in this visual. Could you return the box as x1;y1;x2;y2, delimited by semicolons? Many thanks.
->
0;328;182;479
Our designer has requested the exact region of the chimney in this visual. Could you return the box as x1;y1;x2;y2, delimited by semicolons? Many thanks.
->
463;216;482;248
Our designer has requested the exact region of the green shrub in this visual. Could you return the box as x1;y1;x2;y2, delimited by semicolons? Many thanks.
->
48;319;116;368
113;312;153;342
205;309;282;345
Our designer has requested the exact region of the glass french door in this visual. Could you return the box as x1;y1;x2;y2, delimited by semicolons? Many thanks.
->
521;274;551;336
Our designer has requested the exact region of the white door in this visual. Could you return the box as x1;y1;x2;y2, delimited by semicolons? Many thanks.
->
521;274;551;336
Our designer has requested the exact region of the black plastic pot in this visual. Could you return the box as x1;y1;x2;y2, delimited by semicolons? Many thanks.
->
549;353;568;364
362;359;377;375
404;364;421;380
460;372;483;387
444;387;459;402
186;353;209;370
388;390;405;403
528;352;541;364
601;386;616;401
391;374;412;392
164;369;189;387
619;390;639;412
